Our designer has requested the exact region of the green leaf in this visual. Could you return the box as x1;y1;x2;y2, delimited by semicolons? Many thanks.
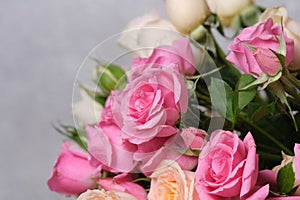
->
240;73;269;90
250;103;275;122
208;78;234;122
236;74;257;112
79;83;107;106
277;162;295;194
52;124;88;151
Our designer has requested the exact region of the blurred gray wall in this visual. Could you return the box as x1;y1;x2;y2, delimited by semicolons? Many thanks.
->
0;0;299;199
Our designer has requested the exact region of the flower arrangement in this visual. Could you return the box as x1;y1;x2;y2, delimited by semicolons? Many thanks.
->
48;1;300;199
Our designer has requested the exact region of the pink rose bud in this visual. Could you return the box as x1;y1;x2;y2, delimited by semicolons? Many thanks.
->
226;18;294;77
180;127;206;150
47;142;101;196
253;48;281;76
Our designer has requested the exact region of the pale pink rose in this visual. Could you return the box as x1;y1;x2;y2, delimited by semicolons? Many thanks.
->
136;134;198;176
86;123;138;173
77;189;137;200
195;130;259;199
47;142;101;196
148;160;199;200
180;127;206;150
131;38;195;80
227;18;294;76
110;67;188;144
259;7;300;71
98;173;147;200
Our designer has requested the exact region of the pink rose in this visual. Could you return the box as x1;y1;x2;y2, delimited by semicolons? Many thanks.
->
110;67;188;144
77;189;137;200
47;142;101;196
86;123;138;173
148;160;199;200
98;173;147;200
195;130;259;199
131;38;195;80
227;18;294;76
180;127;206;150
259;7;300;71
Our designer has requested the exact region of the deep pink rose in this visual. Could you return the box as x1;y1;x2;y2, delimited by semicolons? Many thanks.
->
195;130;258;200
98;173;147;200
86;123;138;173
131;37;195;80
47;142;101;196
227;18;294;76
110;67;188;144
180;127;206;150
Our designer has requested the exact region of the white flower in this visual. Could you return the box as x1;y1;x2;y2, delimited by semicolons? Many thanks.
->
165;0;210;34
118;11;181;57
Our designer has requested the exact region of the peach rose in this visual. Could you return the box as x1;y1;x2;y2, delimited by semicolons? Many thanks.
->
77;189;137;200
148;160;199;200
259;7;300;71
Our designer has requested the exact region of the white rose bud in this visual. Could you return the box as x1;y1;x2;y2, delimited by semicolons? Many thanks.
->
165;0;210;34
206;0;253;26
260;7;300;71
118;11;181;57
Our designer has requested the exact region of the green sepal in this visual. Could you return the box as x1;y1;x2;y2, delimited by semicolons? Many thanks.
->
277;162;295;194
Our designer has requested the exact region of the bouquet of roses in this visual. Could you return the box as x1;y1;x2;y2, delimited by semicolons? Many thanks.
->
48;0;300;199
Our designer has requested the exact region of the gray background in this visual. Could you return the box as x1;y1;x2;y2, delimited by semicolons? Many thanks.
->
0;0;299;199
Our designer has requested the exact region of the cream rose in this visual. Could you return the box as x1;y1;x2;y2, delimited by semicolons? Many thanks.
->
118;11;181;57
259;7;300;71
165;0;210;34
77;189;137;200
148;160;198;200
206;0;253;26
